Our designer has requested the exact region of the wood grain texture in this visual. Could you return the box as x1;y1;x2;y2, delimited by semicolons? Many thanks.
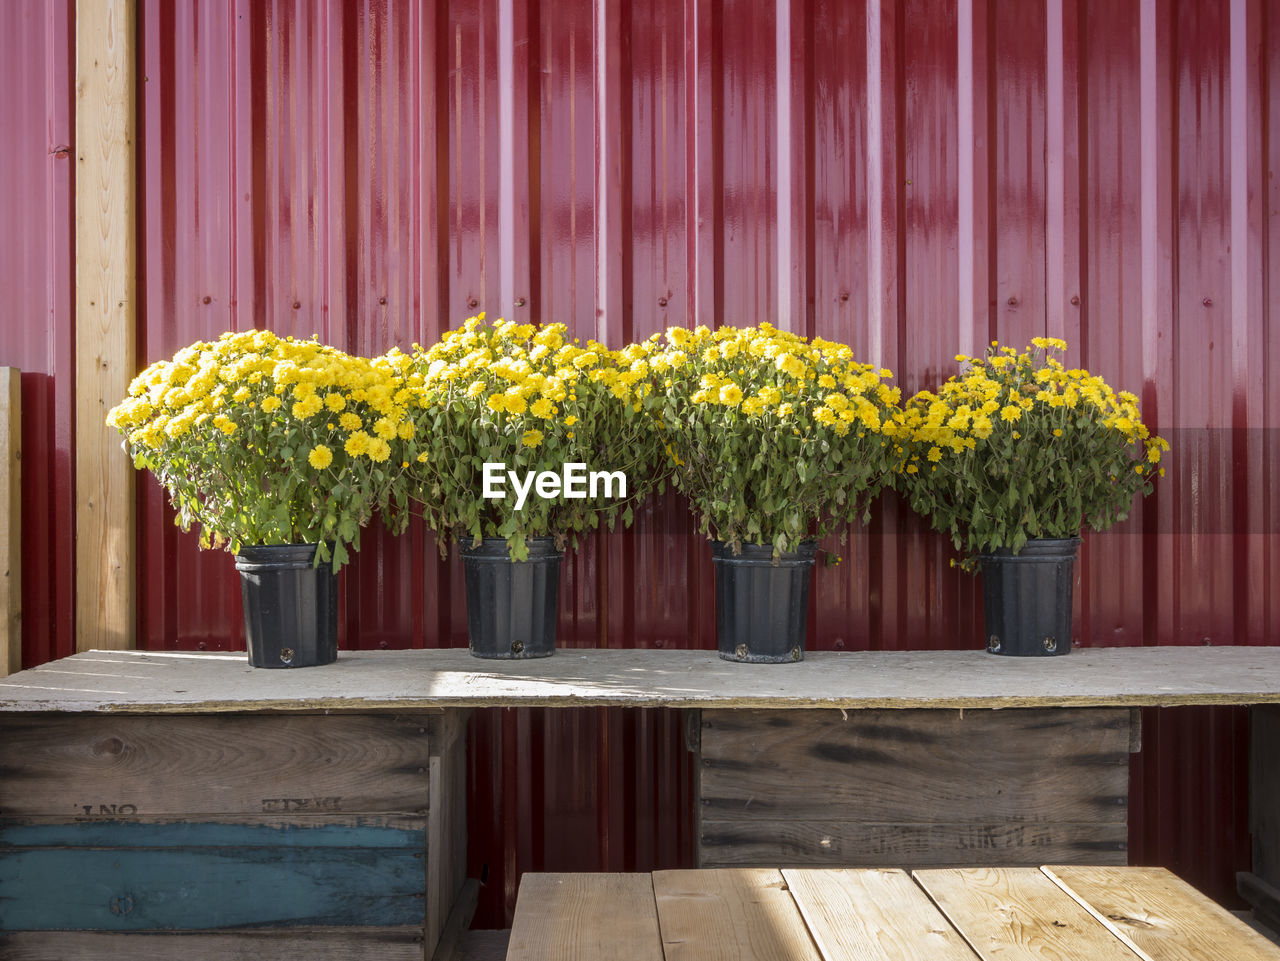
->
0;368;19;677
0;927;424;961
1045;865;1280;961
782;868;978;961
0;820;427;931
506;873;663;961
0;713;443;816
651;868;823;961
74;0;136;653
429;878;480;961
6;647;1280;714
913;867;1142;961
700;709;1130;822
427;710;470;954
1253;706;1280;884
699;820;1127;868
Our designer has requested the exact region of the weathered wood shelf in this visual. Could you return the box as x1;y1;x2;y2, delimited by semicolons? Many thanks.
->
2;645;1280;714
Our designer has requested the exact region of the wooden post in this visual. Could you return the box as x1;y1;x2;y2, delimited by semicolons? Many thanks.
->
75;0;136;652
0;368;20;677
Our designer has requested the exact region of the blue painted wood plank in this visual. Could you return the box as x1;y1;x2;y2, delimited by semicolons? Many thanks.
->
0;818;425;849
0;822;427;931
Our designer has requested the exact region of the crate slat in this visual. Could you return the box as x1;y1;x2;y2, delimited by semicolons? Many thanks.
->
0;713;441;817
0;820;427;931
0;927;425;961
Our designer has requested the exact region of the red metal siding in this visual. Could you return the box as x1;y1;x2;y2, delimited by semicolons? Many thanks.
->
0;0;76;669
3;0;1278;927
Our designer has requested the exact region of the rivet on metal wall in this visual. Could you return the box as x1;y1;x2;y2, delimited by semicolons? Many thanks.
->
292;301;301;310
379;296;387;305
1070;295;1080;306
657;297;668;307
514;297;527;307
1007;296;1019;307
202;296;211;304
467;298;479;309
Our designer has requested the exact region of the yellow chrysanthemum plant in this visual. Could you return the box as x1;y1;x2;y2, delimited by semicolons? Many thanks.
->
107;330;413;573
889;338;1168;656
652;323;901;557
650;322;899;662
890;338;1168;564
399;314;667;562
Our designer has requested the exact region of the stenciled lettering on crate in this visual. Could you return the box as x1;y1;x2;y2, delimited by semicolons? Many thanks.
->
0;710;469;959
696;707;1135;869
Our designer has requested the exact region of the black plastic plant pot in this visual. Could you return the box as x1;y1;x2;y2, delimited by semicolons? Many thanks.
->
979;537;1080;657
711;540;817;663
234;544;338;669
460;537;562;659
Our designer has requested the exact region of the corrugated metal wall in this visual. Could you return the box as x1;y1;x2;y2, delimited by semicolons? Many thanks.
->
0;0;76;669
2;0;1277;926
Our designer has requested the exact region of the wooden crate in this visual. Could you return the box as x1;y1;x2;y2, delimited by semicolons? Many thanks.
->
1239;704;1280;932
0;710;469;960
697;707;1135;868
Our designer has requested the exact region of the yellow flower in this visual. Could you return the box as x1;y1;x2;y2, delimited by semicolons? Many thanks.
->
1000;405;1021;423
308;445;334;469
212;414;237;436
505;393;528;415
487;393;507;413
522;429;543;448
530;397;555;419
345;431;372;457
339;411;363;431
261;395;282;413
927;446;943;462
814;406;837;426
373;417;397;440
368;438;392;463
233;386;251;403
818;374;836;389
324;393;346;412
397;420;415;440
718;384;744;406
564;415;578;426
292;395;323;419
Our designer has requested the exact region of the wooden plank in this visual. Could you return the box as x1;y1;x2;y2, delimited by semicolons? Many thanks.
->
699;820;1127;867
651;868;823;961
0;713;440;816
0;820;427;930
1239;871;1280;939
913;867;1142;961
75;0;136;653
1046;865;1280;961
701;709;1130;822
426;710;471;954
1253;706;1280;885
8;647;1280;714
0;368;20;678
429;878;480;961
0;927;424;961
782;867;977;961
458;930;512;961
505;873;663;961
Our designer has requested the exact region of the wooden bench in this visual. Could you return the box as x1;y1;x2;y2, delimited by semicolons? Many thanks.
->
4;646;1280;956
505;865;1280;960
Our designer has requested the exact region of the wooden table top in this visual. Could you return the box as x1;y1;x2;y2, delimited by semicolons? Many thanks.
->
4;646;1280;713
505;866;1280;961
